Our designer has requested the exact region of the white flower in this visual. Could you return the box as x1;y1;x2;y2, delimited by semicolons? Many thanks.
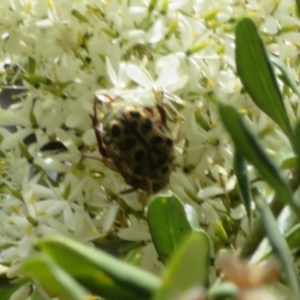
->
117;215;152;241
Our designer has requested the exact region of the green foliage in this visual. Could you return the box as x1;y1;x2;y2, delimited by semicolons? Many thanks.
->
0;271;25;300
34;235;160;300
235;17;295;147
153;232;210;300
234;150;252;226
147;191;199;264
219;15;300;297
22;253;87;300
219;103;299;217
256;197;300;299
13;199;212;300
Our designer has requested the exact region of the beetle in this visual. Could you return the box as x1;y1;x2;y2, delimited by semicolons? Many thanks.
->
90;93;177;194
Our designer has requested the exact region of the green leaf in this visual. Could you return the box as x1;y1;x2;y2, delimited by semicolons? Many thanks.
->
285;224;300;250
294;119;300;172
271;58;300;98
236;18;294;144
22;253;87;300
256;197;300;299
215;220;230;247
147;191;195;264
280;156;297;170
278;186;300;235
296;0;300;15
154;231;210;300
0;268;27;300
18;142;34;163
21;74;53;87
219;103;300;219
255;186;300;261
29;288;48;300
36;235;160;300
27;57;36;74
184;204;201;231
208;282;239;300
234;150;252;226
0;282;25;300
71;9;90;23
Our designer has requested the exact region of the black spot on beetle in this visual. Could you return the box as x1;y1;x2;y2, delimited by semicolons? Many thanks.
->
150;172;158;179
117;143;126;151
134;166;144;175
123;121;138;134
111;124;121;137
151;135;164;145
124;138;136;148
127;120;139;131
129;110;141;118
123;128;131;134
141;118;152;134
134;149;145;163
118;138;136;151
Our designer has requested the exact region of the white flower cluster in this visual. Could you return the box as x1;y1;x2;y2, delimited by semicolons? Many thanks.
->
0;0;298;276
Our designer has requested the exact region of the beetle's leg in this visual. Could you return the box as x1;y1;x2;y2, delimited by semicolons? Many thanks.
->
119;187;139;194
143;107;155;118
95;92;116;103
81;150;121;173
92;96;110;158
173;117;181;143
81;152;103;161
155;103;170;130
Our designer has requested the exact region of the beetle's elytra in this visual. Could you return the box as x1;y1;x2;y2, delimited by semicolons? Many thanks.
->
91;94;177;194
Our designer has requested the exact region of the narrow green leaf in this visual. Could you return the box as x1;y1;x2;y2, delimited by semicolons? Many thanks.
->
280;156;297;170
0;281;24;300
29;288;48;300
71;9;90;23
22;253;87;300
147;191;194;264
36;235;160;300
154;231;210;300
248;223;300;262
215;220;230;247
0;263;30;299
219;103;300;219
294;119;300;172
236;18;294;144
234;150;252;226
6;284;32;300
296;0;300;15
256;197;300;300
254;186;300;261
21;74;53;87
277;186;300;234
285;224;300;250
27;57;36;74
271;58;300;98
29;111;39;128
18;142;33;163
208;282;239;300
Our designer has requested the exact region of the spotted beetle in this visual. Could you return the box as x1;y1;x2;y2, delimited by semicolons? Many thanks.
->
91;93;177;194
